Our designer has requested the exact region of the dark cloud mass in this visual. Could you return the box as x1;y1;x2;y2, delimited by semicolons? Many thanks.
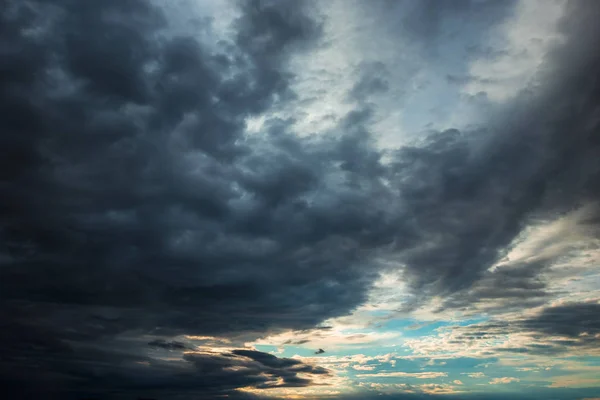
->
0;0;339;397
148;339;190;351
444;301;600;356
393;0;600;304
1;0;599;398
522;301;600;341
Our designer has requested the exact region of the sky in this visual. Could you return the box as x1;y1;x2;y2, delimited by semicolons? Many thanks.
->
1;0;599;399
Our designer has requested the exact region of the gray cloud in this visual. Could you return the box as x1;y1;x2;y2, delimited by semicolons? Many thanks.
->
0;0;368;340
522;301;600;341
437;261;552;314
1;336;329;399
443;301;600;356
347;62;390;102
148;339;190;351
389;0;600;306
1;0;599;398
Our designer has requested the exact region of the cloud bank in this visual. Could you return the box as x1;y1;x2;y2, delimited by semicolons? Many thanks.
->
0;0;599;398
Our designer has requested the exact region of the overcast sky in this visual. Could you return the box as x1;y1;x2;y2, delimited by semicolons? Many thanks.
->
1;0;599;399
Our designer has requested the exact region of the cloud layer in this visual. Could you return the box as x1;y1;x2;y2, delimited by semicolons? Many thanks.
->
1;0;599;398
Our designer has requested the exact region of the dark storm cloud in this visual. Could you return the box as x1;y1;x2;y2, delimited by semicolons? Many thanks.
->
1;0;600;398
148;339;190;351
386;0;600;305
231;349;328;375
182;349;329;390
0;0;338;396
0;0;348;339
0;0;410;396
1;339;329;399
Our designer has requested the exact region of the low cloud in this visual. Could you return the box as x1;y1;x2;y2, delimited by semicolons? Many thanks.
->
490;377;520;385
357;372;448;379
148;339;190;351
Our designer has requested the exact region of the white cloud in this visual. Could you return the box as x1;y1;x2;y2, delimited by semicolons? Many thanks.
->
492;203;600;272
490;377;520;384
353;364;376;371
465;372;486;378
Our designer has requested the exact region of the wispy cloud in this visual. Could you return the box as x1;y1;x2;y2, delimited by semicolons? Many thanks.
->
357;372;448;379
